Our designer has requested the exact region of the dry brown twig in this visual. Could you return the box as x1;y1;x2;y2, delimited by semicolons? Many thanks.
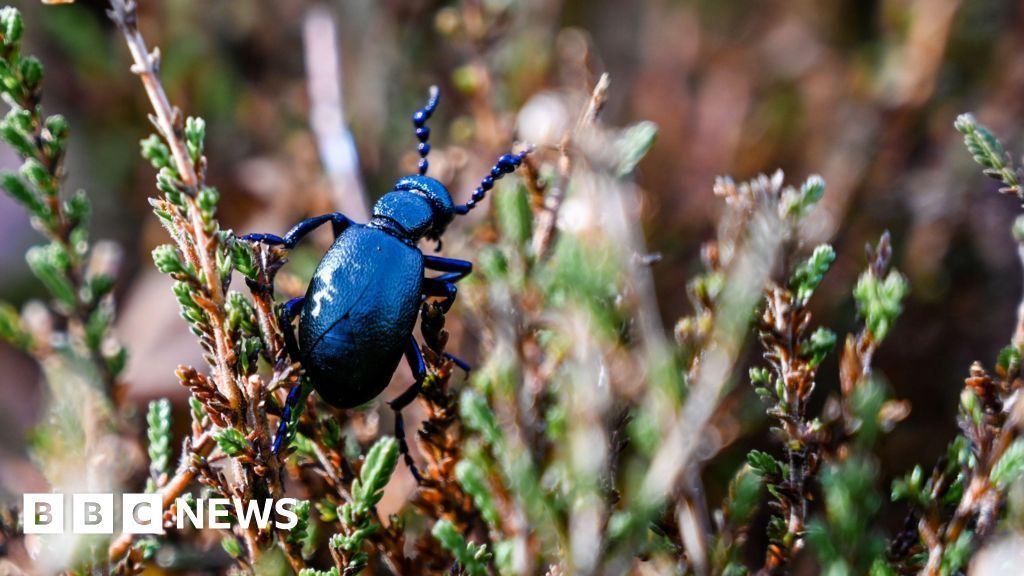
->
530;72;610;261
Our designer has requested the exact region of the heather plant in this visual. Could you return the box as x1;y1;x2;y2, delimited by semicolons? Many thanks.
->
4;2;1024;576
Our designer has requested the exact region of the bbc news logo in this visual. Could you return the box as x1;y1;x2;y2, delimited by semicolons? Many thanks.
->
23;493;301;534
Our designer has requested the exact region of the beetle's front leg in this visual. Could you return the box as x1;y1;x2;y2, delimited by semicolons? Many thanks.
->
421;264;474;371
422;255;472;314
423;255;472;280
241;212;352;249
388;336;427;483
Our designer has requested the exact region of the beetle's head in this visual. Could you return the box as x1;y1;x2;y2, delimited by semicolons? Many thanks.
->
381;86;532;250
372;175;455;245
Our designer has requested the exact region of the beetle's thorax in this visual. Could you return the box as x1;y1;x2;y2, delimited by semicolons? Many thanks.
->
367;215;419;246
369;190;436;245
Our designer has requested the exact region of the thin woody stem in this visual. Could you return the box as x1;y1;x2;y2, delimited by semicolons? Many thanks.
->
1013;243;1024;350
925;392;1024;574
108;0;240;410
108;0;197;188
531;73;609;261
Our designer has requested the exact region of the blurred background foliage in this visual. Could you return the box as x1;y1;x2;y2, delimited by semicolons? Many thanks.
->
2;0;1024;571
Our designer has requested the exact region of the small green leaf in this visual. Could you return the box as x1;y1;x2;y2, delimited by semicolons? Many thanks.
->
460;389;502;446
431;519;491;576
18;56;42;92
87;273;115;301
44;115;68;142
456;460;500;531
189;396;204;424
992;439;1024;489
106;346;128;376
801;327;836;368
20;158;52;196
298;569;339;576
747;450;780;477
213;427;249;457
63;189;90;227
221;536;243;558
133;537;160;561
140;134;172;170
853;270;909;341
232;239;258;279
939;529;973;574
185;116;206;163
84;305;111;350
352;436;399;515
783;174;826;219
197;186;219;227
891;465;925;506
615;121;659;177
26;243;76;308
790;244;835;305
0;171;46;220
955;113;1020;194
286;500;310;545
495;182;532;248
749;367;771;387
0;301;29;349
0;7;22;47
726;465;762;527
147;399;173;480
238;336;261;374
225;292;257;335
997;346;1020;376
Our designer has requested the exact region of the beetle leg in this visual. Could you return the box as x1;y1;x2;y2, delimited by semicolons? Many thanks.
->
240;212;352;248
278;296;305;363
272;381;311;456
422;278;458;313
423;255;472;281
443;353;472;373
269;298;307;456
388;337;426;483
422;257;471;313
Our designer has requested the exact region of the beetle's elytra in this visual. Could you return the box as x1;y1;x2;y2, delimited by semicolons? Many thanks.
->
241;87;530;480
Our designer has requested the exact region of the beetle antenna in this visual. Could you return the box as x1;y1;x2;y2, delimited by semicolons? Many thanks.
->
455;147;532;215
412;86;440;176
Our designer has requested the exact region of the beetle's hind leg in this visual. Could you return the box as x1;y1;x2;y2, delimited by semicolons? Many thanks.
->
272;382;311;456
270;296;307;456
389;337;428;483
278;296;304;363
443;353;472;373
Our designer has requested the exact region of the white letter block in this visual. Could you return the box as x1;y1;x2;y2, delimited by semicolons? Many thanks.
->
122;493;164;535
23;493;63;534
208;498;231;529
73;493;114;534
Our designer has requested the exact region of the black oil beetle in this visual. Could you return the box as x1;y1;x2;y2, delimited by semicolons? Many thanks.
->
241;87;529;479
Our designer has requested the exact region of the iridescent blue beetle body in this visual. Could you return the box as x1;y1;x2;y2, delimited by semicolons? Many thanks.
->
242;87;529;479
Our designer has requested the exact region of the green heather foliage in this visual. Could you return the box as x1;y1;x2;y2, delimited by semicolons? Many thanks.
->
146;398;172;482
6;4;1024;576
0;6;124;388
